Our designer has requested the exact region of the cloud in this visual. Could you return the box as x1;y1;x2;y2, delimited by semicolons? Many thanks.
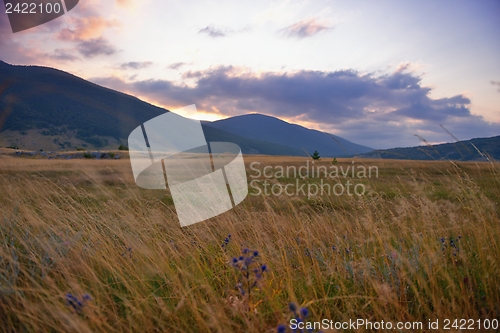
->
0;11;77;64
0;0;120;65
119;61;153;70
53;4;120;59
279;18;333;39
58;16;119;42
115;0;133;7
198;25;229;38
45;48;80;62
492;80;500;92
77;37;117;57
169;62;187;70
91;66;500;148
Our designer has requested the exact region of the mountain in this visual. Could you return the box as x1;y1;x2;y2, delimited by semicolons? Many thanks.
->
0;60;168;149
358;135;500;161
0;61;306;155
204;114;373;157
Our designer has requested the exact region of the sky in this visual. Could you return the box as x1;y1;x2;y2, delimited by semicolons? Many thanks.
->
0;0;499;149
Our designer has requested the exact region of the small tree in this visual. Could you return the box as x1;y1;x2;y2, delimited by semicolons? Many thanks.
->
311;150;321;160
118;144;129;151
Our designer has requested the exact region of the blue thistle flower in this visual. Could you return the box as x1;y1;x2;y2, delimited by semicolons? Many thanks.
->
300;307;309;318
231;248;267;300
222;234;232;249
65;293;91;312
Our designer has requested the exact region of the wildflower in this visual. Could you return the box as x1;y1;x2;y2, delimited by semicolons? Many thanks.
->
231;248;267;299
121;247;132;258
65;293;91;312
277;324;287;333
300;307;309;318
222;234;232;249
288;302;298;313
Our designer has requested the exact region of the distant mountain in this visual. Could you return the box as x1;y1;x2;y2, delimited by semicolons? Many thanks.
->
358;135;500;161
0;61;309;155
204;114;373;157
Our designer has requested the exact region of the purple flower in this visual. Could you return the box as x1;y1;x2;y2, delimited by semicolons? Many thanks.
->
231;248;267;298
65;293;91;312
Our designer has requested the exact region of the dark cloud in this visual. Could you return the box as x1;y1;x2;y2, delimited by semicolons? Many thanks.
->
46;48;80;61
169;62;187;70
492;80;500;92
91;66;500;148
198;25;228;37
119;61;153;70
76;37;117;58
279;18;333;39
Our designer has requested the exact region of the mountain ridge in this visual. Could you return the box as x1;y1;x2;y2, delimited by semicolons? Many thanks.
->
205;113;373;157
357;135;500;161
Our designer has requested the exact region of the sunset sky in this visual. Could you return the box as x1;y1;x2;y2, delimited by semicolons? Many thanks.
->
1;0;499;148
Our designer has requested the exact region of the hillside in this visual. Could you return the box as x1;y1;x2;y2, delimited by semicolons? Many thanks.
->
0;61;165;147
358;135;500;161
205;114;373;157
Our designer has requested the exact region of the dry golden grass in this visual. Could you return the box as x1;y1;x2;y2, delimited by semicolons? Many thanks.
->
0;154;499;332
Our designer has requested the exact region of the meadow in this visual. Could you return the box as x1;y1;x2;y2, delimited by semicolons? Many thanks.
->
0;152;499;332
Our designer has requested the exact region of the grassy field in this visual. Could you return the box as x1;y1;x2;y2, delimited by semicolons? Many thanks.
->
0;153;499;332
